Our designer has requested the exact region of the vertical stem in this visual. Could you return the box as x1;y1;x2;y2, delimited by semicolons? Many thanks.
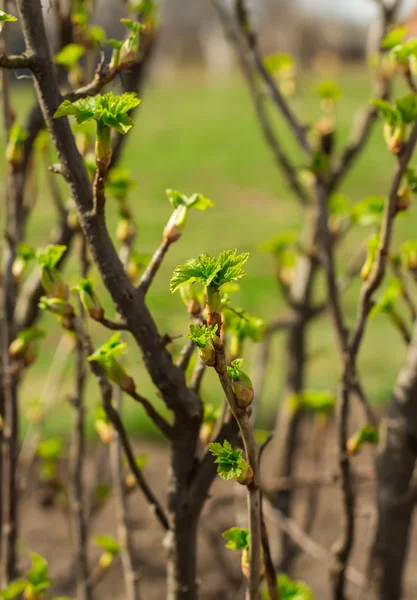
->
1;0;19;581
70;339;92;600
70;238;91;600
110;387;141;600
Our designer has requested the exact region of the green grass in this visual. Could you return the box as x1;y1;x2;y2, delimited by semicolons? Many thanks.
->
3;68;416;440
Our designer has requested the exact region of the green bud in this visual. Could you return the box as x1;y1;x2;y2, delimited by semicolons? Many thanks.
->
99;551;114;570
179;283;202;316
95;420;114;444
236;463;254;485
9;337;26;357
79;288;104;320
95;122;112;168
231;377;254;409
383;122;405;155
39;296;74;317
199;344;216;366
105;359;136;393
116;218;136;243
163;205;188;242
396;186;412;213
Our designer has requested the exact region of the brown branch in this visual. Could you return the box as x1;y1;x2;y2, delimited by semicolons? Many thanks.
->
128;389;173;439
350;120;417;361
211;0;309;206
0;50;34;69
212;337;261;598
110;386;141;600
94;315;129;331
234;0;311;155
70;340;92;600
176;339;195;371
72;317;171;533
17;0;201;423
139;238;172;294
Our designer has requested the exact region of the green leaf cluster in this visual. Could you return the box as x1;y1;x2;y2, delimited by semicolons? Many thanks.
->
170;249;249;293
186;324;218;349
291;390;336;414
166;188;213;211
209;440;248;481
95;535;121;555
36;245;67;270
315;79;341;102
55;43;85;69
88;333;127;365
226;358;244;382
54;92;141;134
222;527;249;551
0;10;17;24
372;95;417;127
224;309;264;343
370;280;402;318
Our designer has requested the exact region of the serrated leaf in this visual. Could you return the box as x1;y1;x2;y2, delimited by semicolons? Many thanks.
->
381;26;408;49
55;44;85;69
187;324;218;349
222;527;249;551
166;189;213;211
54;92;140;134
95;535;120;555
88;333;127;363
209;440;246;480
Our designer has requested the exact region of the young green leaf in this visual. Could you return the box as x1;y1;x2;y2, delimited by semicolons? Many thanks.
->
350;196;385;226
0;580;27;600
316;79;341;102
370;280;402;318
54;92;141;134
26;553;51;589
88;333;127;364
227;358;244;382
396;94;417;124
0;10;17;24
186;324;218;348
348;424;379;455
361;234;380;280
293;390;336;414
37;438;62;461
55;43;85;69
166;189;214;211
222;527;250;551
381;25;408;49
258;230;299;255
209;440;248;481
225;309;264;343
94;535;121;555
261;574;314;600
36;245;67;270
402;240;417;271
263;52;294;75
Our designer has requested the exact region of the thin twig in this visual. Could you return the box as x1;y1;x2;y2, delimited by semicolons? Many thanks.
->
139;238;171;294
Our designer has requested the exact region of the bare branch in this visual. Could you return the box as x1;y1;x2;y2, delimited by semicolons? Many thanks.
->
211;0;309;206
0;51;34;69
139;238;172;294
234;0;311;155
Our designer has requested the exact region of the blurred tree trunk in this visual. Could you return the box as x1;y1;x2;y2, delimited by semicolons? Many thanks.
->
366;324;417;600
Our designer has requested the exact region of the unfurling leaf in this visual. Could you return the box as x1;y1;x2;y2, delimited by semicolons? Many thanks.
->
209;440;250;482
186;324;218;349
55;44;85;69
347;425;379;455
170;249;249;293
94;535;120;555
381;26;408;50
222;527;249;551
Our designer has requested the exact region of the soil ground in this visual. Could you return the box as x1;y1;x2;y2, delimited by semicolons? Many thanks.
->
19;420;417;600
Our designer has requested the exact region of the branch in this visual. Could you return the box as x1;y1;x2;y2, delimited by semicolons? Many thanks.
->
212;338;261;597
128;389;173;439
94;315;129;331
234;0;311;155
72;317;171;532
17;0;201;423
350;120;417;361
0;50;34;69
211;0;309;206
139;238;172;294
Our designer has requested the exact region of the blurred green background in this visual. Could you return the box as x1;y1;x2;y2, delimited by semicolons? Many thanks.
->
3;68;415;440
